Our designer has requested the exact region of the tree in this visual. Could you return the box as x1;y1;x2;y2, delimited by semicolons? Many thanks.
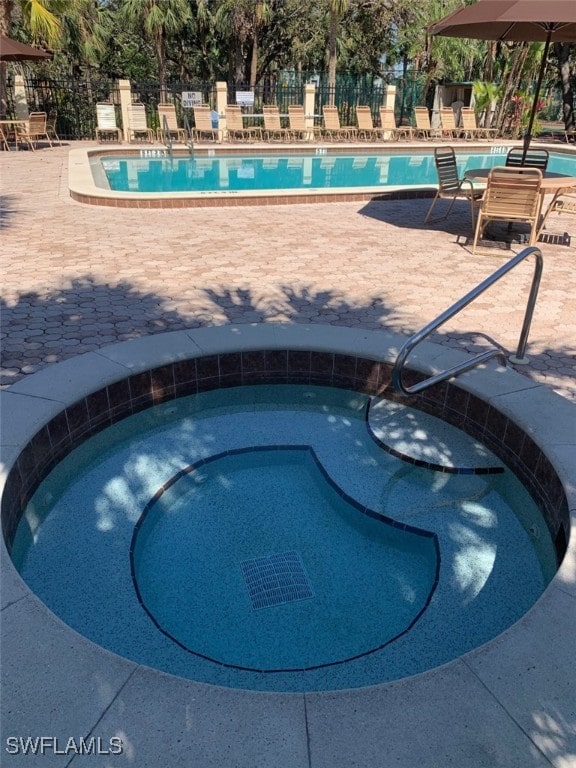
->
327;0;347;103
555;42;575;134
120;0;191;98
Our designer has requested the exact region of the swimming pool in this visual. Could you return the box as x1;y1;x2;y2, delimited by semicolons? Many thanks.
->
11;382;556;691
99;149;576;194
70;144;576;207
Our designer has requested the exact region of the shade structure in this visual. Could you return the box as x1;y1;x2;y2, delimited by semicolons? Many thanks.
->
429;0;576;151
0;35;51;62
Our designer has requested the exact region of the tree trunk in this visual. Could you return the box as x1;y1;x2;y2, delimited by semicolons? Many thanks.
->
555;42;574;133
156;31;166;101
327;9;338;106
493;43;530;135
249;34;258;90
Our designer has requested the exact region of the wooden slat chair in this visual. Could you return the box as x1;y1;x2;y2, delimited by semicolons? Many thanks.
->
317;106;356;142
505;147;549;171
460;107;498;140
95;103;122;143
46;112;62;145
225;105;262;142
379;108;412;141
262;106;292;141
413;107;442;140
440;107;463;140
157;103;185;142
288;105;311;141
472;166;542;254
15;112;53;150
355;106;381;141
128;103;154;143
193;105;219;142
551;187;576;217
0;123;10;151
424;146;484;228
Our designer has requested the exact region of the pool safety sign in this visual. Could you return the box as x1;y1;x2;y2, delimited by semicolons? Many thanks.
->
235;91;255;107
181;91;203;108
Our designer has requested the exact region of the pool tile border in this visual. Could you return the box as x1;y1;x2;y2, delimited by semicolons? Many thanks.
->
1;344;570;566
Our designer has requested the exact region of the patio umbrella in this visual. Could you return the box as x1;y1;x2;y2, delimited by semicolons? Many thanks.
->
428;0;576;151
0;35;51;62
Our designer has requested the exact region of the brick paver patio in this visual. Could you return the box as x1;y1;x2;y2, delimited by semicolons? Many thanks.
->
1;142;574;400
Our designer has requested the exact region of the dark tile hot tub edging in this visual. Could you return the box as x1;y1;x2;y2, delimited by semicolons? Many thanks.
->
1;344;570;566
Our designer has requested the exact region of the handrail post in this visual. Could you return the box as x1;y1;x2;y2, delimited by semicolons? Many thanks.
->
392;247;543;396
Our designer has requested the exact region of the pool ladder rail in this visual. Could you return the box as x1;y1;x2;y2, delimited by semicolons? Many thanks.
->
160;114;195;157
392;246;543;395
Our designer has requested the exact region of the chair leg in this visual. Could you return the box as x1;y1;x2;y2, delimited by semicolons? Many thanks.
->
424;192;440;223
472;212;485;254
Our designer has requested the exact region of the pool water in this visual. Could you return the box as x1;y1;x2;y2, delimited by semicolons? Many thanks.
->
12;385;556;691
99;151;576;194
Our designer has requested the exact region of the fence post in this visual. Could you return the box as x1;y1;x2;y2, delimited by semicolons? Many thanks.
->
305;82;315;140
216;81;227;141
118;79;132;142
13;75;29;119
383;84;396;113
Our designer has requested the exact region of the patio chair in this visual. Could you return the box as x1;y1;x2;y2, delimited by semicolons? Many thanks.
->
262;106;291;141
0;124;9;151
320;106;356;141
355;106;380;141
157;103;185;143
439;107;463;140
46;112;62;145
424;146;484;228
550;187;576;217
288;105;311;141
472;166;542;254
225;105;262;142
460;107;498;140
128;103;154;143
505;147;549;171
413;107;442;140
193;105;219;142
95;103;122;143
379;108;412;141
15;112;52;150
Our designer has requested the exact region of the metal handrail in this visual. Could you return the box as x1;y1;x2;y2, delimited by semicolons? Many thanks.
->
161;114;173;157
392;246;543;396
183;114;194;155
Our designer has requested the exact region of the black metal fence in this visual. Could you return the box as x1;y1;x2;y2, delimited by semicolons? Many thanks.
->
7;73;428;139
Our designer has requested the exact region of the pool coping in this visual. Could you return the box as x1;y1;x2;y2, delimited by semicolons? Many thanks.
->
67;140;565;208
1;324;575;767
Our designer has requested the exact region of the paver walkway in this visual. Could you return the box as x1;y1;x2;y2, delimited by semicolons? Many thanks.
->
1;142;574;399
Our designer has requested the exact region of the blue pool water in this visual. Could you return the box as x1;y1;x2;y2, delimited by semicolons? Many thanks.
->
99;150;576;193
12;385;556;691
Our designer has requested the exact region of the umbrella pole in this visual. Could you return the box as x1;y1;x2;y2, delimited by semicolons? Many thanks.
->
522;31;551;159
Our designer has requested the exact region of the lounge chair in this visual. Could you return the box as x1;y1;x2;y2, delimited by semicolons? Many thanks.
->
95;103;122;143
157;103;185;143
505;147;549;171
472;166;542;254
225;105;262;142
355;106;380;141
460;107;497;140
379;108;412;141
287;105;311;141
262;106;291;141
439;107;463;140
15;112;52;150
413;107;442;140
193;105;219;142
319;106;356;142
424;146;484;228
127;103;154;143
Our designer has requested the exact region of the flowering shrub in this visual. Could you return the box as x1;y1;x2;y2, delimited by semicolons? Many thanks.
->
509;92;545;137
